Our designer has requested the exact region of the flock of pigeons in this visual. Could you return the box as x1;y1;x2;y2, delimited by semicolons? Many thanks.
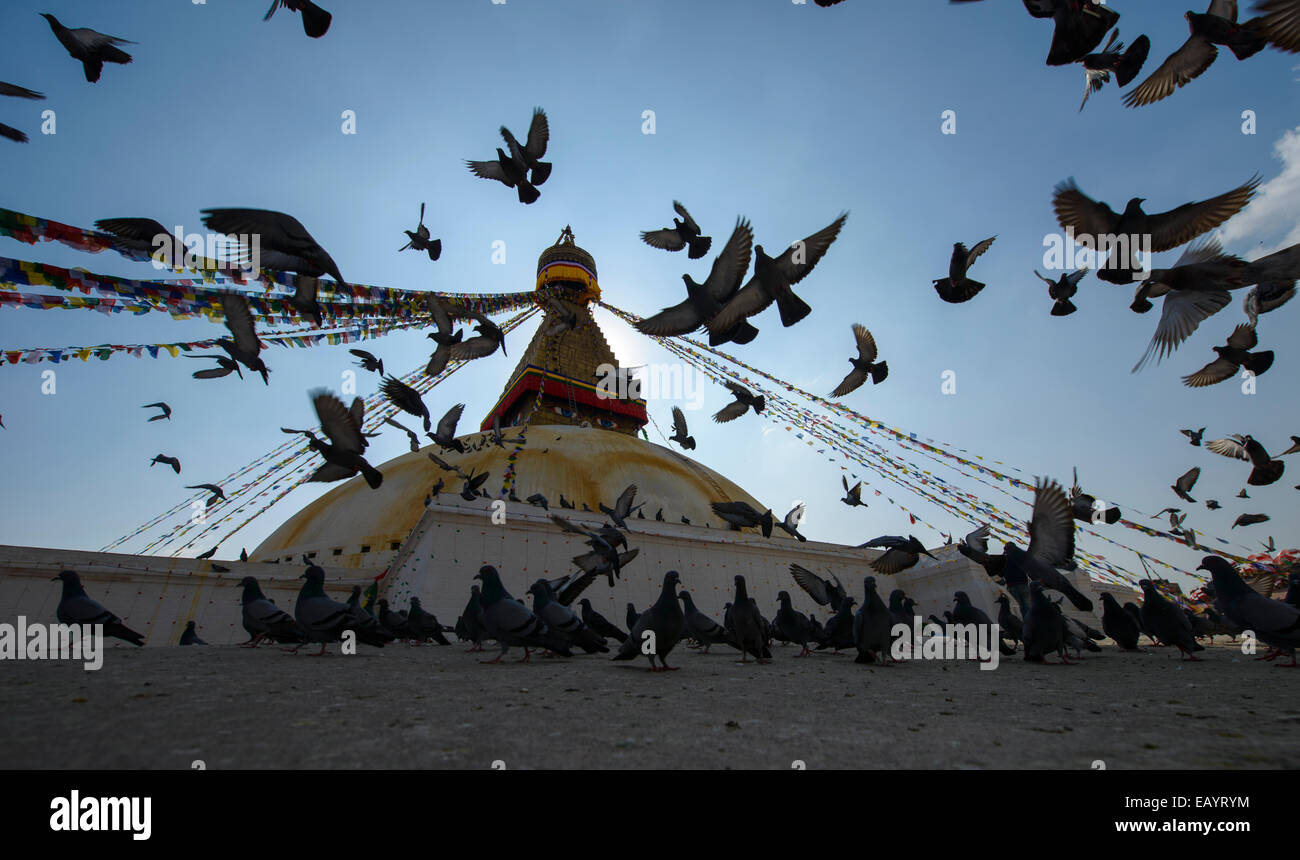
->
11;2;1300;668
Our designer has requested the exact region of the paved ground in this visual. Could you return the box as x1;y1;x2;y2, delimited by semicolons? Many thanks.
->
3;640;1296;769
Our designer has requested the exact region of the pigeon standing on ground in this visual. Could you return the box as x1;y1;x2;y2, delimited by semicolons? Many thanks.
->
853;577;895;664
1099;592;1142;650
1022;582;1071;664
576;599;627;643
53;571;144;646
830;324;888;396
407;597;450;645
41;14;134;83
292;564;392;655
0;81;45;143
728;576;770;662
1199;556;1297;664
641;201;712;259
179;620;206;646
528;582;608;654
263;0;332;38
933;237;996;303
238;576;304;646
473;565;573;663
1139;580;1205;660
774;590;815;656
994;594;1024;649
613;571;685;670
454;586;488;651
678;591;735;653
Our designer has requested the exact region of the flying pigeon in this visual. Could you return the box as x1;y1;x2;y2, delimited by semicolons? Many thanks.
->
933;237;995;303
708;212;847;331
349;349;384;376
383;416;421;453
142;402;171;421
186;353;243;380
185;484;226;507
427;403;467;452
710;501;774;537
775;503;807;541
1079;30;1151;110
712;381;764;423
830;324;888;396
398;202;441;261
841;476;866;507
789;564;847;610
448;312;507;360
641;201;712;259
53;571;144;646
202;208;347;295
150;454;181;474
263;0;332;38
466;138;542;204
1124;1;1269;108
634;218;755;342
1052;176;1259;284
1206;434;1285;485
861;535;935;575
282;391;382;489
1242;279;1297;327
0;81;44;143
1172;467;1201;502
1181;427;1205;446
1181;323;1273;388
598;484;642;531
41;14;134;83
379;375;433;433
1033;268;1089;316
1232;513;1270;528
1001;477;1092;611
214;294;270;384
613;571;685;670
668;406;695;450
1253;0;1300;52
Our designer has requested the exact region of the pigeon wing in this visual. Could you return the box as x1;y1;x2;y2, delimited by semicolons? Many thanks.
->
1145;177;1260;252
772;213;848;286
1026;478;1075;565
1123;35;1217;108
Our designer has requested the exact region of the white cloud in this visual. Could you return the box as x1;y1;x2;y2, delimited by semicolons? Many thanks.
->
1216;125;1300;259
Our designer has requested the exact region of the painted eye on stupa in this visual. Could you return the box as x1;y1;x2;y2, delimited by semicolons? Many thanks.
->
595;417;618;429
552;406;576;418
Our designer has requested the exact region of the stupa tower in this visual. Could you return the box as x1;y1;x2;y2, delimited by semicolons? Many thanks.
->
479;226;647;436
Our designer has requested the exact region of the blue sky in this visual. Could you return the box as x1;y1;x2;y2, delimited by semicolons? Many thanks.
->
1;0;1296;587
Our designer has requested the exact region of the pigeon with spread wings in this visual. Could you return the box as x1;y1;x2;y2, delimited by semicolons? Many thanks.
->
641;201;713;259
707;213;847;333
933;237;996;304
712;381;764;423
830;324;888;396
282;391;382;489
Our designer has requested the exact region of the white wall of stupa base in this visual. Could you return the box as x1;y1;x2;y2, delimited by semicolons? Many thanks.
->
0;528;1101;648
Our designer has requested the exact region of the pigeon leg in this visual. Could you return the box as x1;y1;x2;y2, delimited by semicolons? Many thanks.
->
1255;648;1282;661
1178;647;1202;662
660;659;679;671
480;650;507;664
517;648;532;663
309;643;329;657
1274;653;1298;668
